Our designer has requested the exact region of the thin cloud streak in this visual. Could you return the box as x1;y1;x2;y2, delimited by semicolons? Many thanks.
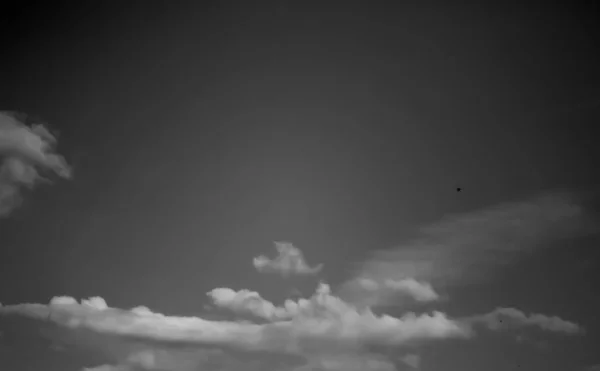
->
464;307;584;335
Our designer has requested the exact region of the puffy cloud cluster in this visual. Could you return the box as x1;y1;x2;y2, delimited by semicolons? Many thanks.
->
207;282;465;346
208;278;439;323
253;241;323;277
0;111;71;216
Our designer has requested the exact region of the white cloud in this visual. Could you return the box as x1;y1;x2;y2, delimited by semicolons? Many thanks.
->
0;111;71;216
253;241;323;277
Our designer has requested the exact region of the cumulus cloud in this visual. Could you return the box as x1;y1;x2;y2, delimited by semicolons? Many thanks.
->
339;191;594;307
253;241;323;277
465;307;583;335
0;111;71;216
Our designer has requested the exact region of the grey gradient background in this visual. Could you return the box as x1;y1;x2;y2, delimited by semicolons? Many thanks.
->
1;2;600;370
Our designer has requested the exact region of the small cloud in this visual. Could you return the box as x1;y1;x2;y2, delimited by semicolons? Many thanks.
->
399;354;420;369
357;277;380;291
293;353;398;371
343;277;439;309
83;366;127;371
253;241;323;277
383;279;439;302
207;287;290;321
0;111;71;216
514;334;550;350
465;307;583;335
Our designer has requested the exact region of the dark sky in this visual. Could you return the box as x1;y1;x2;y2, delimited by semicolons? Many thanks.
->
1;2;600;371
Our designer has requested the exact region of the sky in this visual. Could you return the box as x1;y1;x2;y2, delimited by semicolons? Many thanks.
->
1;2;600;371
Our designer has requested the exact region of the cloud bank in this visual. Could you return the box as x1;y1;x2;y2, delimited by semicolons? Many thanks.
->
0;282;582;371
0;191;590;370
0;111;71;216
0;286;468;371
253;241;323;277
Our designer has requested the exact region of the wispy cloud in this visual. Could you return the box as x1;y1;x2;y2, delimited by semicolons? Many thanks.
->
465;307;583;335
0;111;71;216
253;241;323;277
340;191;593;308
